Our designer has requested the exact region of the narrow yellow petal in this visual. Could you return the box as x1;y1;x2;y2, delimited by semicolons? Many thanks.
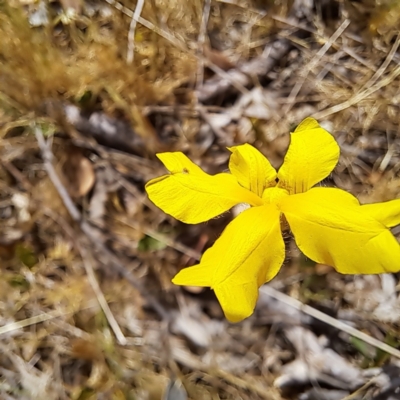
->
173;205;285;322
214;281;258;323
146;152;263;224
280;187;400;274
277;118;340;194
361;199;400;228
172;264;212;287
228;144;277;197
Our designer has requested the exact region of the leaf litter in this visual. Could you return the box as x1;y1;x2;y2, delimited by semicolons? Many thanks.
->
1;0;400;398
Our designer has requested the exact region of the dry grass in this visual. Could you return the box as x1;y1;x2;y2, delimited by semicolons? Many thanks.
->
1;0;400;399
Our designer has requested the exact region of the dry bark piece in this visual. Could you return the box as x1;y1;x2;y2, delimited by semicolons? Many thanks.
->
172;313;211;348
344;274;400;323
274;326;365;390
197;39;291;103
196;0;314;102
28;1;49;27
371;366;400;400
163;378;187;400
89;166;120;227
64;104;146;155
228;87;278;121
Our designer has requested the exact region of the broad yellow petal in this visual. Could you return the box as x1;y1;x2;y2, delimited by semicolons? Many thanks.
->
277;118;340;194
228;144;277;197
280;187;400;274
146;152;263;224
361;199;400;228
173;204;285;322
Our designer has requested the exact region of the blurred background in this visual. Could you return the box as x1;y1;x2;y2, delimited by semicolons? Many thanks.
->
1;0;400;399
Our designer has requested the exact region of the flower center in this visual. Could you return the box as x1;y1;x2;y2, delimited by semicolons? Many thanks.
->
262;187;289;204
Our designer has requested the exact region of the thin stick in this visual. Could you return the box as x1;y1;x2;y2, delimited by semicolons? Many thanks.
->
34;128;81;222
196;0;212;89
260;285;400;359
81;247;127;345
127;0;145;64
104;0;186;51
45;208;128;346
0;302;98;336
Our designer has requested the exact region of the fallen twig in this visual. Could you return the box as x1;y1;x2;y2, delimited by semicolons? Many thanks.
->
34;126;171;329
126;0;145;64
260;285;400;359
196;0;212;89
0;301;98;336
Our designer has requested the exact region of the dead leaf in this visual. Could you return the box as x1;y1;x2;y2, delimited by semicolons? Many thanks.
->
61;147;95;198
274;326;365;390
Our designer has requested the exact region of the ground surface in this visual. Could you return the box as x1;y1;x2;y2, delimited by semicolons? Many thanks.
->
1;0;400;399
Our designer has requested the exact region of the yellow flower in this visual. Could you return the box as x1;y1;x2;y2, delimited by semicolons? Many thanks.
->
145;118;400;322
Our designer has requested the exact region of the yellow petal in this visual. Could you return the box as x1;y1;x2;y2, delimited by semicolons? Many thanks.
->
277;118;340;194
280;187;400;274
173;205;285;322
262;187;289;204
361;199;400;228
228;144;277;197
146;152;263;224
